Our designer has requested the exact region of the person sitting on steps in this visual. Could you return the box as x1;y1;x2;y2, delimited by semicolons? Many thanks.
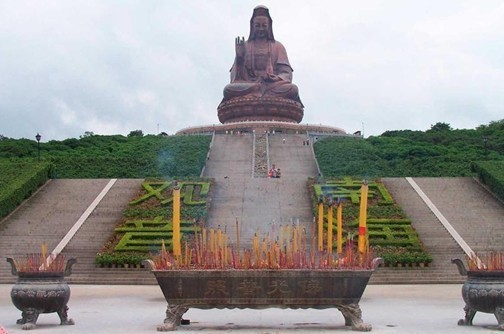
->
269;164;277;178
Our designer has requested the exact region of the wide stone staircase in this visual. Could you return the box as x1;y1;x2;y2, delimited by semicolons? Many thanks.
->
370;178;466;284
1;134;503;285
0;179;109;283
204;133;318;247
409;177;504;254
370;177;504;284
61;178;156;285
0;179;154;285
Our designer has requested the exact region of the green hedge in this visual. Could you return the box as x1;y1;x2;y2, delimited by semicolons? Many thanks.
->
129;181;210;206
114;219;200;252
313;178;432;267
471;161;504;202
379;250;433;266
96;178;212;266
313;178;395;206
0;162;52;219
95;252;148;267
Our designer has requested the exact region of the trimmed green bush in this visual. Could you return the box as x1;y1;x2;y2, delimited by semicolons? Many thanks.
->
471;161;504;202
313;178;394;206
379;251;433;267
95;252;148;267
0;162;52;219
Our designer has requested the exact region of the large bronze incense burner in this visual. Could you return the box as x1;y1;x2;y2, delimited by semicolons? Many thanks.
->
452;258;504;330
146;176;379;330
7;257;76;330
144;258;382;331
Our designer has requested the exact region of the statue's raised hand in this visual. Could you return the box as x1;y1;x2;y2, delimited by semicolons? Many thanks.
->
235;36;246;59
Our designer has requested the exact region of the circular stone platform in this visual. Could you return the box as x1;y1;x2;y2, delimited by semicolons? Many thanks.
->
217;96;304;124
176;121;347;136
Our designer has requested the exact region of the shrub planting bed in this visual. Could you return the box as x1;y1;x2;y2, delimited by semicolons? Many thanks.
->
96;179;212;267
311;178;432;267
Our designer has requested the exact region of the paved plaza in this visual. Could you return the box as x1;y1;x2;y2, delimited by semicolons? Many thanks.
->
0;284;501;333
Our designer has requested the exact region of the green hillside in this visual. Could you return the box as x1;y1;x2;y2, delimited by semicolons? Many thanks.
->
0;133;211;219
0;133;211;178
315;120;504;178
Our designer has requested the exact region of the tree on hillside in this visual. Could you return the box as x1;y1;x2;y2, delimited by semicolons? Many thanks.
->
128;130;144;137
80;131;95;138
428;122;452;132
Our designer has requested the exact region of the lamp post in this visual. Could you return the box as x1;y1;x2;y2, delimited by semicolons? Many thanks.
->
483;137;488;156
35;133;41;161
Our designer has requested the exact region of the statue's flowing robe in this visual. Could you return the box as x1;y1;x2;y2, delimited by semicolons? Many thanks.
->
222;40;302;105
230;41;293;83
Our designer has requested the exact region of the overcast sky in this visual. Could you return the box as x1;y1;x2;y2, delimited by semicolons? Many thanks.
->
1;1;503;141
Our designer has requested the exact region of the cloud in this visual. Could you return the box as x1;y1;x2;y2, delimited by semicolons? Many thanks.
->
0;1;503;140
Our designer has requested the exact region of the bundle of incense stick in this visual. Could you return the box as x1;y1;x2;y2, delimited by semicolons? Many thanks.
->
151;224;373;270
467;252;504;271
13;243;66;272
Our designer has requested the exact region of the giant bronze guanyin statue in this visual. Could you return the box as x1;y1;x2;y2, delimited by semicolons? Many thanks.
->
217;5;304;124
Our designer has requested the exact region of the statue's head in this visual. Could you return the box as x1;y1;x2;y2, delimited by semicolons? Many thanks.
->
248;5;275;41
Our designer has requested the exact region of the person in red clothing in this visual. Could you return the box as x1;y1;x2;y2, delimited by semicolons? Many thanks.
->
269;164;277;178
